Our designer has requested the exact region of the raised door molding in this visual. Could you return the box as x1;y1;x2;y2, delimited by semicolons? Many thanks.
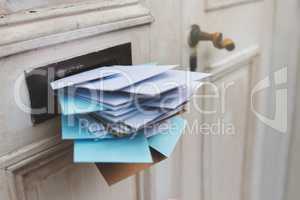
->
0;136;72;200
205;0;262;11
0;134;139;200
201;45;260;200
0;0;153;58
206;45;260;80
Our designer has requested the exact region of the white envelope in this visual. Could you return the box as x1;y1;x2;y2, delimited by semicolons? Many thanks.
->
51;67;121;90
76;88;134;107
93;106;184;135
122;70;210;96
101;104;138;117
121;106;183;130
148;105;184;125
77;95;134;111
95;110;140;123
143;82;203;109
76;65;177;91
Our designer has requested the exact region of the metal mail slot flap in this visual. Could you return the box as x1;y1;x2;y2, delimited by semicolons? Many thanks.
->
25;43;132;124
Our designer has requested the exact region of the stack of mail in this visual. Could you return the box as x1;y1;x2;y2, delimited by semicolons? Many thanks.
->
51;64;210;184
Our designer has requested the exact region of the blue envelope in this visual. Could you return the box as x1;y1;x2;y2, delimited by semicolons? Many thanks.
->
73;116;186;163
148;116;186;157
74;133;153;163
94;116;186;185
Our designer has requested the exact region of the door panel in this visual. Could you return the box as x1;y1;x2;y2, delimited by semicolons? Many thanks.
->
1;0;105;13
24;162;137;200
142;0;272;199
1;138;137;200
203;64;252;200
179;0;271;199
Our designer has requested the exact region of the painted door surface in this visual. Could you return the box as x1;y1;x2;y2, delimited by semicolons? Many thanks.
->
183;2;269;200
189;1;277;200
143;0;275;200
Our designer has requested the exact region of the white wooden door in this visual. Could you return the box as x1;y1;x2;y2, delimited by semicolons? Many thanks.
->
142;0;275;200
182;0;272;200
183;1;270;200
183;0;277;200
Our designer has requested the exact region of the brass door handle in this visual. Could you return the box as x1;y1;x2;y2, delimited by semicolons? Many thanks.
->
188;24;235;51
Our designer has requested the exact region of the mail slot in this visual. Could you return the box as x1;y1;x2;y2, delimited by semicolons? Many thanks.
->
25;43;132;124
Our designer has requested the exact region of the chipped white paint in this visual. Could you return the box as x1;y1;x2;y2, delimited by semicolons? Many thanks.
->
0;0;153;57
3;0;88;12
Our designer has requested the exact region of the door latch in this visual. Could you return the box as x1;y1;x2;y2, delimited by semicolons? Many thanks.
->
188;24;235;71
